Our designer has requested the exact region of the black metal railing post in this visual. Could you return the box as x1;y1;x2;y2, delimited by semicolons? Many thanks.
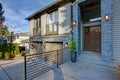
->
24;55;27;80
57;50;59;68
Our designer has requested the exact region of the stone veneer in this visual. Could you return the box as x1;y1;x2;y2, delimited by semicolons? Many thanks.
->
101;0;113;62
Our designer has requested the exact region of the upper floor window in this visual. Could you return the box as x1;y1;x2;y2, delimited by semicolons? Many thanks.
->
35;18;40;28
33;18;41;36
47;11;58;35
17;36;19;39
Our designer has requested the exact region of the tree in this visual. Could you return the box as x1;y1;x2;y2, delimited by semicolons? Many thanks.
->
14;43;20;54
0;3;5;23
0;3;9;37
2;26;10;37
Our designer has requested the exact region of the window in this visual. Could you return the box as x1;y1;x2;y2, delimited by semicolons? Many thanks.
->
54;11;58;32
47;11;58;35
48;14;53;32
33;18;41;36
35;18;40;30
17;36;19;39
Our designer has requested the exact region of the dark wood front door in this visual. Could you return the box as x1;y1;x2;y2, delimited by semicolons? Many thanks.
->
84;27;101;52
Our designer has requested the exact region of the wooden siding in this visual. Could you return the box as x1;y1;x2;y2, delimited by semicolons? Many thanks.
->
112;0;120;59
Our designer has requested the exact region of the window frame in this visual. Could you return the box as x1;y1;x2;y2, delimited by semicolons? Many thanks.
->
33;17;41;36
46;11;58;35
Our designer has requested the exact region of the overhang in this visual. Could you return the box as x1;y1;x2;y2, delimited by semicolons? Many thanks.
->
26;0;75;20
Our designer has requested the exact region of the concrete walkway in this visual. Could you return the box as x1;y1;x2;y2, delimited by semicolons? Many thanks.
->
0;52;117;80
34;51;117;80
0;60;24;80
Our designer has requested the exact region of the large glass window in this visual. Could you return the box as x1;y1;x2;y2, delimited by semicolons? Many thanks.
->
54;11;58;32
47;11;58;35
48;14;53;32
33;18;41;36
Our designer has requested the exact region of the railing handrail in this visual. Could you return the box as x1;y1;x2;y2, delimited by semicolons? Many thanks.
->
25;48;70;57
46;22;59;26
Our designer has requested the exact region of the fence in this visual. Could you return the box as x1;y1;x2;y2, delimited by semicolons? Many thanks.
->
24;48;70;80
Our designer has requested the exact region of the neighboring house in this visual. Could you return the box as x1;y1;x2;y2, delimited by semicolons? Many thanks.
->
26;0;120;63
0;36;7;43
13;32;30;51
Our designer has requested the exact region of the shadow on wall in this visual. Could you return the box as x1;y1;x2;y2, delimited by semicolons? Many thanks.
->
60;8;68;28
59;4;71;34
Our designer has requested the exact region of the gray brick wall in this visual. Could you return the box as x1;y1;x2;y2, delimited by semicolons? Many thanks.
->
72;0;114;62
72;0;85;55
101;0;113;62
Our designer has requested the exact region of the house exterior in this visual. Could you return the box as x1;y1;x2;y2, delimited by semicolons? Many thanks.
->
26;0;73;54
13;32;30;51
26;0;120;63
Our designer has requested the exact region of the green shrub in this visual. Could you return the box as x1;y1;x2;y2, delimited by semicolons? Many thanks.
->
0;43;20;59
0;52;3;58
4;52;10;59
14;43;20;55
70;39;76;52
21;51;29;56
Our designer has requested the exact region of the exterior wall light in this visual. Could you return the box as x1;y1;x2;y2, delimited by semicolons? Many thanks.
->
65;42;68;48
72;21;77;26
104;14;110;21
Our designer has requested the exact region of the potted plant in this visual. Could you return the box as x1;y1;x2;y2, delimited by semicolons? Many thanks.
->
70;39;77;62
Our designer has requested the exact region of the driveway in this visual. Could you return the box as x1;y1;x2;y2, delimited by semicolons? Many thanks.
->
0;59;24;80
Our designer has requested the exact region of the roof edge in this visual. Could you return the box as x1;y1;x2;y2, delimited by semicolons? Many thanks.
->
25;0;75;20
25;0;62;20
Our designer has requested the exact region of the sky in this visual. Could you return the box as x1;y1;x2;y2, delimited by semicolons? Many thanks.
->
0;0;55;33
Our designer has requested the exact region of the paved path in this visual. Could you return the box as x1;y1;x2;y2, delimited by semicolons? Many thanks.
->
0;52;118;80
0;60;24;80
34;52;117;80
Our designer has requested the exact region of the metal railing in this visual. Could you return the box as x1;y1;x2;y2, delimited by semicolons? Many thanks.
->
24;48;70;80
46;22;59;35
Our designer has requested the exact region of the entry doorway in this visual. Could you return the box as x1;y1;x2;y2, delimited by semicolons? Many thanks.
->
84;26;101;52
